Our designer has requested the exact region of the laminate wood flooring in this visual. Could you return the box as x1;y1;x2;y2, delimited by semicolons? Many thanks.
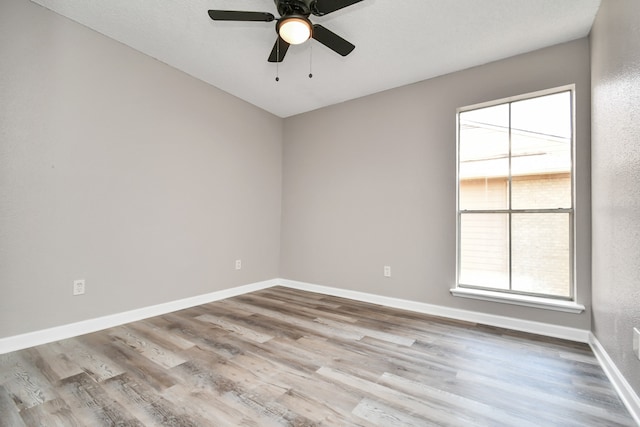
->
0;286;635;426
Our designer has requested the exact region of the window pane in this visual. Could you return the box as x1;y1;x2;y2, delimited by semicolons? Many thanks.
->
511;92;572;209
459;213;509;290
459;104;509;210
460;177;508;210
511;92;571;139
511;213;571;297
511;174;571;209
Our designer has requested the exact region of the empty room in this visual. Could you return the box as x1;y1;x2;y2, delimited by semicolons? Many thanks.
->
1;0;639;425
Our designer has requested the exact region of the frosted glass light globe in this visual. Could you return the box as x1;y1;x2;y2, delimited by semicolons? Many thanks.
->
279;17;311;45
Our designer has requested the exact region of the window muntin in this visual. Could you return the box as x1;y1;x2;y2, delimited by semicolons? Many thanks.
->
457;88;574;300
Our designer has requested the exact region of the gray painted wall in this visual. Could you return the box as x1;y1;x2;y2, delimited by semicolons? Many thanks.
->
281;39;592;330
0;0;283;337
591;0;640;396
0;0;601;341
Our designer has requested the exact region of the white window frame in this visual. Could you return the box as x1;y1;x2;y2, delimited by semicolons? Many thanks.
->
451;85;584;314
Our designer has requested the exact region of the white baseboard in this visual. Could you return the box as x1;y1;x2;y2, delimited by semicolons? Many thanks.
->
0;277;590;351
0;279;277;355
277;279;591;343
589;333;640;426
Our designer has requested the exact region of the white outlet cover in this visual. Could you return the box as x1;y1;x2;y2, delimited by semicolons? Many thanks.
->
634;327;640;360
383;266;391;277
73;279;85;296
235;260;242;270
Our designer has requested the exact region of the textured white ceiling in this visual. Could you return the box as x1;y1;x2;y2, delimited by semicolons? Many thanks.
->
29;0;601;118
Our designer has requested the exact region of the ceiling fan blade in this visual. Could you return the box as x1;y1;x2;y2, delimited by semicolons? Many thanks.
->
208;10;275;22
312;24;355;56
312;0;363;16
268;37;291;62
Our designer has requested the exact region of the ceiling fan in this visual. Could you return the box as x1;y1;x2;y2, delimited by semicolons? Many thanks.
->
208;0;363;63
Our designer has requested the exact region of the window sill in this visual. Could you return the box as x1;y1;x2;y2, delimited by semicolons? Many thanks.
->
450;287;585;314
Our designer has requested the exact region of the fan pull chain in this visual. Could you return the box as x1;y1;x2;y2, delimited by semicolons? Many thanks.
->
309;43;313;79
275;38;280;82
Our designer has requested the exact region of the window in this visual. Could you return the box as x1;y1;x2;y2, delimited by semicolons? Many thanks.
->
456;87;574;301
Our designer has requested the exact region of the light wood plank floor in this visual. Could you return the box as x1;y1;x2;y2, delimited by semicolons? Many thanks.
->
0;286;635;426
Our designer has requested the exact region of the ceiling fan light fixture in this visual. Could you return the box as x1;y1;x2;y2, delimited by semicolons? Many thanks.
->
278;16;312;45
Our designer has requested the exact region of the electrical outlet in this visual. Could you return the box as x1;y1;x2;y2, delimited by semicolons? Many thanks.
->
235;259;242;270
634;328;640;360
383;266;391;277
73;279;85;296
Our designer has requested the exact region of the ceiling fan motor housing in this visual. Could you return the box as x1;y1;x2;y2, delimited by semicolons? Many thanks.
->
275;0;315;18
